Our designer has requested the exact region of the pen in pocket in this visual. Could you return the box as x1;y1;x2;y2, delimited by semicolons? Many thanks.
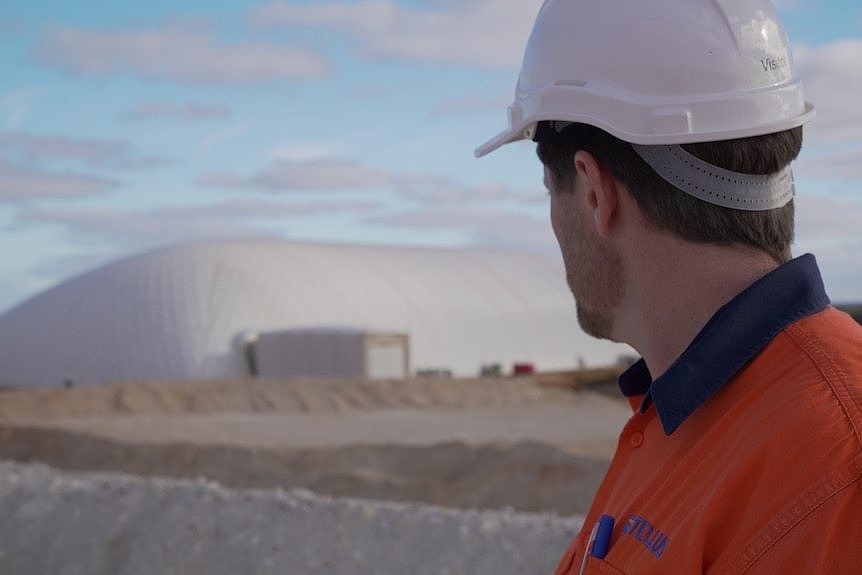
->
577;514;615;575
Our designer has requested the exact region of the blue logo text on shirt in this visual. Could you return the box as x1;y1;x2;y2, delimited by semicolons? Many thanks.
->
621;514;669;558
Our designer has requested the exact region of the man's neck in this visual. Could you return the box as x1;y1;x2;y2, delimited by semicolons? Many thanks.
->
615;236;781;380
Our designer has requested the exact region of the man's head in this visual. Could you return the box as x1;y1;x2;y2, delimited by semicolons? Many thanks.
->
535;122;803;264
475;0;814;339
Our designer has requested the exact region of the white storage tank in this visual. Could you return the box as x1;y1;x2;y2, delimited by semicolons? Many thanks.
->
253;328;410;379
0;239;633;388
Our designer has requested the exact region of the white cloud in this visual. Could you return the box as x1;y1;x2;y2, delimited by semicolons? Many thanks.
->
794;194;862;301
0;274;47;313
199;123;253;155
0;159;118;200
270;142;346;162
796;39;862;143
772;0;802;9
795;194;862;248
19;198;381;248
796;146;862;181
33;25;330;84
124;102;233;123
250;0;400;32
0;91;34;130
249;0;542;69
197;155;545;204
393;173;540;204
198;158;391;191
0;131;172;170
365;206;554;253
428;97;509;118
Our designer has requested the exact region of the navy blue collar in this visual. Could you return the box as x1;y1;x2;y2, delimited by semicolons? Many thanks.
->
618;254;831;435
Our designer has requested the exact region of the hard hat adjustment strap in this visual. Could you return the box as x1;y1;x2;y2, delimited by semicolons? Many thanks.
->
631;144;795;211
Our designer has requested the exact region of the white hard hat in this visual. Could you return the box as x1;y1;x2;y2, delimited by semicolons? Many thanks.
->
475;0;815;158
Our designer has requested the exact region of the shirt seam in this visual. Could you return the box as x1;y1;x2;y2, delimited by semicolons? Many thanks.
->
718;315;862;575
783;316;862;445
719;452;862;575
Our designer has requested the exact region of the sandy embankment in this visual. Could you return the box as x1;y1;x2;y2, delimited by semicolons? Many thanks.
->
0;373;632;574
0;374;629;515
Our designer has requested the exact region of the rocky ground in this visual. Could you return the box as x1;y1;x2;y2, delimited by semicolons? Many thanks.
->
0;460;582;575
0;373;630;574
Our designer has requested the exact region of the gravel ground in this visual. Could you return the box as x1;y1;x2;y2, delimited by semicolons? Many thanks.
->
15;402;625;454
0;427;610;515
0;460;582;575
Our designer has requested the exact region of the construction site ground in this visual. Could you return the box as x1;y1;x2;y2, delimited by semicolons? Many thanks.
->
0;372;632;574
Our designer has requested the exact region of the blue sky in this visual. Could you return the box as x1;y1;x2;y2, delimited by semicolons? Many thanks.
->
1;0;861;313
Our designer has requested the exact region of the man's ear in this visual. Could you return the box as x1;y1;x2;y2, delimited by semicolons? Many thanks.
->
574;150;619;238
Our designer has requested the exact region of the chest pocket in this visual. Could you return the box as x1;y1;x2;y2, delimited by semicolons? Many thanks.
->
580;556;627;574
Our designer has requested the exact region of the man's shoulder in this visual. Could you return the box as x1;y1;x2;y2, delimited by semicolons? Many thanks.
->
743;305;862;393
779;306;862;432
704;303;861;443
789;305;862;349
704;307;862;574
683;306;862;573
705;303;862;488
730;306;862;438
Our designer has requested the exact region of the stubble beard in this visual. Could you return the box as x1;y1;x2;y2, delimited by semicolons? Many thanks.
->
565;243;624;342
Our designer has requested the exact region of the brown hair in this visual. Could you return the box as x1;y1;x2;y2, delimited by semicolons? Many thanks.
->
535;123;803;263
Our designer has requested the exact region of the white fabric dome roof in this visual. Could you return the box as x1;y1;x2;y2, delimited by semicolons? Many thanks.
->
0;239;630;388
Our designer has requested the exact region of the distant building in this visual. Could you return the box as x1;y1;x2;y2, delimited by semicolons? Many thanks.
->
249;327;410;380
0;239;629;388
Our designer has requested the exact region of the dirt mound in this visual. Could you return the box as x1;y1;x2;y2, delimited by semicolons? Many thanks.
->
0;375;614;421
0;375;628;518
0;426;608;515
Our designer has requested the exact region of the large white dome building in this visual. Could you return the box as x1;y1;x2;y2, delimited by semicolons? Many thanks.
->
0;240;629;388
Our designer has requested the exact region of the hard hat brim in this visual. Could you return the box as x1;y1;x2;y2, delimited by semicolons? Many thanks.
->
474;124;530;158
475;101;815;158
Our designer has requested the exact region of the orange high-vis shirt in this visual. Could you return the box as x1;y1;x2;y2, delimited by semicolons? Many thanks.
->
556;255;862;574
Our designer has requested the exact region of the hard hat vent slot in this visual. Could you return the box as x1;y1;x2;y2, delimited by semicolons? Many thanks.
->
652;111;693;136
555;79;587;87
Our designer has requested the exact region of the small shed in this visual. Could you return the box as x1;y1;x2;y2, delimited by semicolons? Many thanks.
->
249;328;409;379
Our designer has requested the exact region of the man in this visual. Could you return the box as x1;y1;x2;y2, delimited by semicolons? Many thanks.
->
476;1;862;573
